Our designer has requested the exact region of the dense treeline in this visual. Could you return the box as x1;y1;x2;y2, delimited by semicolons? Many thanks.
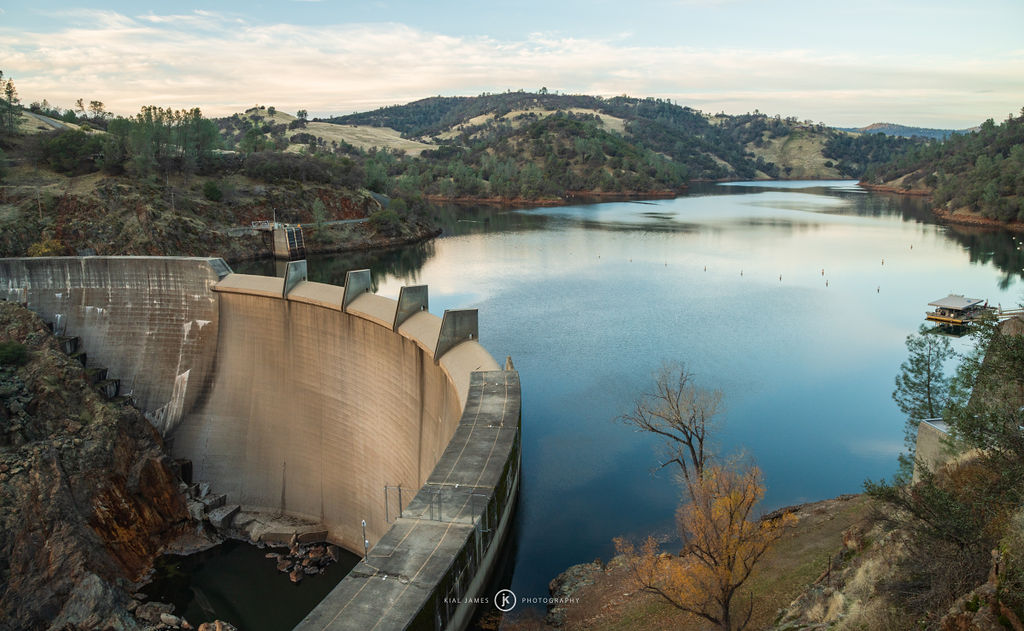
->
822;131;922;178
868;110;1024;221
369;111;690;199
38;107;220;178
34;106;371;194
838;123;968;141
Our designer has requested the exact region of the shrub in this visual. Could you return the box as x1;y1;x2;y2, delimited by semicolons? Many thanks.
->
27;238;67;257
368;208;402;236
0;341;28;366
202;180;223;202
243;151;332;184
40;129;102;174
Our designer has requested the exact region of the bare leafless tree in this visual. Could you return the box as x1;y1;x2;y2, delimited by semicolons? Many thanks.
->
619;361;722;484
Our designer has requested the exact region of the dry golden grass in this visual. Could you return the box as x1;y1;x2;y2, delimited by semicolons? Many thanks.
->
435;107;627;140
241;106;297;125
289;122;437;155
16;111;83;135
241;106;437;155
559;495;873;631
747;130;843;180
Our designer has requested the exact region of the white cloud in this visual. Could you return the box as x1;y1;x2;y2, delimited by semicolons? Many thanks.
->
1;10;1021;127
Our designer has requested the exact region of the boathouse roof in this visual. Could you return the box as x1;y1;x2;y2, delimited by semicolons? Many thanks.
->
928;294;985;311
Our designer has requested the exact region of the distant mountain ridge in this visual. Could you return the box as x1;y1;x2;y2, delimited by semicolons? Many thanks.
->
313;92;928;193
837;122;975;140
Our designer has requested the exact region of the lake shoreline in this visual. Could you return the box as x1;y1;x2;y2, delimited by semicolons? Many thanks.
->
859;182;1024;233
542;494;871;629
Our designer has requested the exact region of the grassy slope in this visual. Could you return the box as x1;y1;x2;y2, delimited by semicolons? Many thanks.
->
747;130;844;180
242;106;437;155
433;107;628;140
554;495;872;631
246;100;863;185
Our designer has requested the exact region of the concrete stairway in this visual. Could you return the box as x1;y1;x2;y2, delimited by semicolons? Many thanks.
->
45;321;123;402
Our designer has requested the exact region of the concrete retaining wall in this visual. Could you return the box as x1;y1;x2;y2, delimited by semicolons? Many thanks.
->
0;256;228;435
172;273;500;551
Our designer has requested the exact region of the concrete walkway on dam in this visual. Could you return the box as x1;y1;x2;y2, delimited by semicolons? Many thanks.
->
297;370;521;631
0;256;522;631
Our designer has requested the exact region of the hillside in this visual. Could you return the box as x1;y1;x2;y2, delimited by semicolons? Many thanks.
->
1;88;934;234
0;110;436;261
864;111;1024;225
218;106;438;156
295;93;922;201
331;93;772;183
838;122;972;141
201;95;934;204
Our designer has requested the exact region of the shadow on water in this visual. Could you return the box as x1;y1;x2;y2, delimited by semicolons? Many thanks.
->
143;540;360;631
234;240;436;290
467;486;524;630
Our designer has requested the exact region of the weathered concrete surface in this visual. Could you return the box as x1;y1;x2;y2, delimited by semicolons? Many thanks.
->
296;370;521;631
0;256;227;435
914;420;951;482
171;276;499;554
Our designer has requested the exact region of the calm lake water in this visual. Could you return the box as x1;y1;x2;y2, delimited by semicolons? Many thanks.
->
236;180;1024;610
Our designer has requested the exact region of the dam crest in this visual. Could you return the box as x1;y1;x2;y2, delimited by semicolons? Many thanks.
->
0;256;521;631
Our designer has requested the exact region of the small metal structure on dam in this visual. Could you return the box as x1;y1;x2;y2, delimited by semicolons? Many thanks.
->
0;255;521;631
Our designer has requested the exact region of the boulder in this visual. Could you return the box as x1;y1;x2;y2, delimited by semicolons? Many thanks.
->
207;504;240;529
135;601;175;623
200;493;226;510
187;499;206;522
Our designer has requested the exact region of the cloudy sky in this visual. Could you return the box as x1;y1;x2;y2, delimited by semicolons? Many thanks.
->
2;0;1022;128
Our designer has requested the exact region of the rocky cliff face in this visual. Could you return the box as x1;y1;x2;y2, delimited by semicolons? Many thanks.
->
0;302;191;630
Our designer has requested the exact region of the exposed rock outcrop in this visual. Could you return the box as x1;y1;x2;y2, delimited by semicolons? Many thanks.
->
0;302;192;630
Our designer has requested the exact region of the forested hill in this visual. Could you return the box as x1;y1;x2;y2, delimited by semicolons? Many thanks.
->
837;122;970;141
321;92;928;198
864;111;1024;222
329;92;777;182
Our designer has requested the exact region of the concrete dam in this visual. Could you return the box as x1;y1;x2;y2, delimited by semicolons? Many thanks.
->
0;256;522;631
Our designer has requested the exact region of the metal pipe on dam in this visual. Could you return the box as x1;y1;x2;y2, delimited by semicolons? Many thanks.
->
0;256;522;631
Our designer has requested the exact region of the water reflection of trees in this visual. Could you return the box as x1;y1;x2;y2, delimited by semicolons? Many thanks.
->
430;203;549;237
236;192;1024;289
946;229;1024;290
305;240;436;290
854;195;1024;285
